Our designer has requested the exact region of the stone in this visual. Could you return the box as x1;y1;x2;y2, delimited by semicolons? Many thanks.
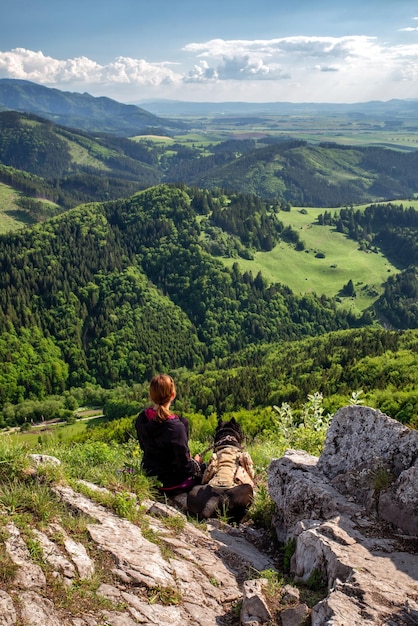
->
281;584;300;604
28;453;61;466
0;591;16;626
378;465;418;535
280;603;309;626
241;578;272;626
63;536;95;579
19;591;63;626
32;528;76;579
4;523;46;589
268;406;418;625
317;406;418;480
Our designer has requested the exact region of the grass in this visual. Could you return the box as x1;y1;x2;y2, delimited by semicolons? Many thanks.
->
0;183;35;233
60;136;111;171
223;204;398;314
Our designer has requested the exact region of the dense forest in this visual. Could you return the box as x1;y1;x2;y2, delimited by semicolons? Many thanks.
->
0;184;363;407
0;86;417;433
2;112;418;215
317;203;418;328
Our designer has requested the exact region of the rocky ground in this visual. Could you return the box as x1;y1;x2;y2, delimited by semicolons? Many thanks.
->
1;470;290;626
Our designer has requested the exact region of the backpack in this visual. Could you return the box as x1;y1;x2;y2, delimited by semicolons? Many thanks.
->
202;446;255;491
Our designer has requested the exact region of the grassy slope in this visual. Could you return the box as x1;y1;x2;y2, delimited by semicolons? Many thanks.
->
0;181;61;234
0;182;31;232
223;205;401;315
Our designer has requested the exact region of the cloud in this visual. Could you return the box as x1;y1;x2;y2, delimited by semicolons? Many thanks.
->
183;36;384;84
0;48;182;87
1;32;418;103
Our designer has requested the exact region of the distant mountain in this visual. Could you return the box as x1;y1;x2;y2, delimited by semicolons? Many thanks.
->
0;110;161;209
0;79;186;136
2;111;418;213
137;98;418;120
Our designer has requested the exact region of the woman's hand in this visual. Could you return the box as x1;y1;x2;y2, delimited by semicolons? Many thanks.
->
193;453;203;463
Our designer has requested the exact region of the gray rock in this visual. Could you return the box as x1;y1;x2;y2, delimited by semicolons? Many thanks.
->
378;465;418;535
28;453;61;466
32;528;76;580
0;591;16;626
19;591;63;626
4;523;46;589
281;584;300;604
280;603;309;626
268;406;418;625
318;405;417;479
241;578;272;625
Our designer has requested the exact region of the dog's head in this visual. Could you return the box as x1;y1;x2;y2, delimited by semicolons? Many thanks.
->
214;417;244;450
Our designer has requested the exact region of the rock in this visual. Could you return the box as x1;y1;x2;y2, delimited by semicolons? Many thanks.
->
4;523;46;589
279;603;309;626
19;591;63;626
268;405;418;625
207;520;277;573
281;584;300;604
317;406;418;480
28;453;61;466
378;465;418;535
268;449;362;542
32;528;76;580
63;535;95;579
240;578;272;625
0;590;16;626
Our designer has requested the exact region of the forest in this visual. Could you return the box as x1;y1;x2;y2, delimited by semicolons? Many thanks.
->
3;111;418;214
0;182;417;430
0;89;417;433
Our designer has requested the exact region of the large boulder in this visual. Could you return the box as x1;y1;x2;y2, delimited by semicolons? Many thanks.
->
268;405;418;625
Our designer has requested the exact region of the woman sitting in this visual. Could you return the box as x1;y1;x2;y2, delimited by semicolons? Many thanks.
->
135;374;204;495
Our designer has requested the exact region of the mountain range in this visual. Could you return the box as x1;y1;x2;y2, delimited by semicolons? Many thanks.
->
0;78;186;136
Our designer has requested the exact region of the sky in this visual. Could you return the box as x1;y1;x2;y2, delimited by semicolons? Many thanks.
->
1;0;418;104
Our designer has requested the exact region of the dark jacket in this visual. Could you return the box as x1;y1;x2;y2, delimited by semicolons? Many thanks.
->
135;408;201;489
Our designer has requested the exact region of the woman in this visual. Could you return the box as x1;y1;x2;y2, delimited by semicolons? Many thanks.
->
135;374;204;494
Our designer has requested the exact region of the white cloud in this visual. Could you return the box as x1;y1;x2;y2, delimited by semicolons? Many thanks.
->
1;33;418;102
0;48;182;87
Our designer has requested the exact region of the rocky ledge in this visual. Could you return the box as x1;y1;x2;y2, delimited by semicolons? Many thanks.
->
1;469;281;626
268;405;418;625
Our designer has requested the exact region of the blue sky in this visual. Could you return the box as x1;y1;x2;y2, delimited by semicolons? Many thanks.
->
1;0;418;103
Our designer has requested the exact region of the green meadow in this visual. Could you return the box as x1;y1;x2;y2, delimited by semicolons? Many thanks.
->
223;204;399;315
0;182;35;233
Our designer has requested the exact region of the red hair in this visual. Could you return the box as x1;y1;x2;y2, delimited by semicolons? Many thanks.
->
149;374;176;422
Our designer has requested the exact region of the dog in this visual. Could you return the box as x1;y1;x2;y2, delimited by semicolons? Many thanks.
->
186;417;255;523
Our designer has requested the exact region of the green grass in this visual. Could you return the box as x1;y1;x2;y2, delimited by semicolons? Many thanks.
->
131;135;175;144
0;183;35;233
4;416;107;447
59;136;111;171
223;205;398;314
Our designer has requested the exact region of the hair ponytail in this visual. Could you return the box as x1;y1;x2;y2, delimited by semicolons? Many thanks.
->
149;374;176;423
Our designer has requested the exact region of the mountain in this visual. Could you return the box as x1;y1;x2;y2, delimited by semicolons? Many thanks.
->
177;141;418;206
0;184;360;399
2;110;418;217
0;79;186;136
0;110;162;209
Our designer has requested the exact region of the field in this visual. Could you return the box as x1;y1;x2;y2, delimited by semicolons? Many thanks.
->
223;204;400;314
0;182;36;233
3;411;105;447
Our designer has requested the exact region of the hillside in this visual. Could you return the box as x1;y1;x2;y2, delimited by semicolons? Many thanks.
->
189;141;418;205
0;185;359;399
0;78;185;136
0;111;162;210
0;183;417;421
2;112;418;220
